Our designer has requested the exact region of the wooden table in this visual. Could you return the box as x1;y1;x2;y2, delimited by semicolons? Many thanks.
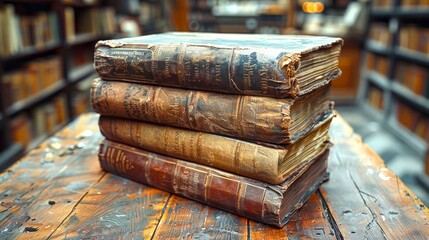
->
1;112;428;239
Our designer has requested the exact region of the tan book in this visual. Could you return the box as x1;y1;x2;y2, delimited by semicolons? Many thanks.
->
98;113;333;184
65;7;75;42
91;78;333;145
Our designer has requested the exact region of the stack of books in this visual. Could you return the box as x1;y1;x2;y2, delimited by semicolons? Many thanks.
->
91;32;343;227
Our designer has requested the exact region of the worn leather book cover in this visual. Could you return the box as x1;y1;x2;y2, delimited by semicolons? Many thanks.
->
94;32;343;98
98;113;333;184
91;78;333;144
98;138;330;227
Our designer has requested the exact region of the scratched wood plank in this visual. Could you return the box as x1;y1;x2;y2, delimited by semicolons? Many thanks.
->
0;113;105;239
153;195;248;239
320;114;429;239
249;192;335;240
49;173;170;239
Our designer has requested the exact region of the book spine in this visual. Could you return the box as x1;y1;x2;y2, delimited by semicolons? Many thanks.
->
94;41;300;98
98;139;329;227
98;139;283;225
98;116;284;184
91;78;294;144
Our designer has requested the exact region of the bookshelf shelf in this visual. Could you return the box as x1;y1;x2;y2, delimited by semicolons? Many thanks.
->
69;63;94;83
367;71;390;89
0;42;61;63
6;81;66;117
366;40;390;56
387;117;428;155
370;8;393;17
62;0;99;7
359;1;429;158
3;0;54;4
362;101;384;123
394;48;429;68
391;82;429;114
397;8;429;18
0;0;118;167
66;33;99;47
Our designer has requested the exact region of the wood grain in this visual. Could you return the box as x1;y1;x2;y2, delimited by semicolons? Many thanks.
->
1;112;429;239
153;195;248;239
0;113;103;239
49;174;170;239
320;114;429;239
249;193;335;240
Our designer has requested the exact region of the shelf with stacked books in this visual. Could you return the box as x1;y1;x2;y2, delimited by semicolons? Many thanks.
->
0;0;119;171
394;48;429;68
68;63;94;83
370;8;393;17
397;7;429;18
389;98;429;153
391;82;429;113
366;40;390;56
61;0;99;7
9;94;70;152
6;81;66;117
359;1;429;158
366;71;390;90
0;42;61;62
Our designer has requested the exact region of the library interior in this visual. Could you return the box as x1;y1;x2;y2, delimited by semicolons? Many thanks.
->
1;0;429;238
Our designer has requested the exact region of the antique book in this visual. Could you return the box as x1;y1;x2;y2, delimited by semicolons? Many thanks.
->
94;32;343;98
98;114;333;184
91;78;333;144
98;138;330;227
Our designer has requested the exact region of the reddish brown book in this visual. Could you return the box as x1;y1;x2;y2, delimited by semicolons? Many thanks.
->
98;114;333;184
94;32;343;98
91;78;333;145
98;139;330;227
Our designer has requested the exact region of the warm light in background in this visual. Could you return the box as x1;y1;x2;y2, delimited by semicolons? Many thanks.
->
302;1;325;13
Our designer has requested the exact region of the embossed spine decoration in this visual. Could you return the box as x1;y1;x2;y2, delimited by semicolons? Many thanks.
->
98;115;332;184
94;32;343;98
98;139;329;227
91;78;333;145
94;41;301;98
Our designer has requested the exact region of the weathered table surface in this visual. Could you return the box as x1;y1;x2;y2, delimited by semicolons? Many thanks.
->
1;112;428;239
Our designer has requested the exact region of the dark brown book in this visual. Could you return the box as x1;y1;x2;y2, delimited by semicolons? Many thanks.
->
91;78;333;144
98;138;330;227
94;32;343;98
98;114;333;184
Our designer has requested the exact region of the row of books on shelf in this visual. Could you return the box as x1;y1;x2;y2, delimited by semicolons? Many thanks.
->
367;85;384;111
366;86;429;143
372;0;392;8
369;23;391;48
399;25;429;56
0;5;59;57
65;6;116;42
372;0;429;8
366;52;429;99
10;92;90;149
11;95;68;148
71;75;92;116
366;52;389;77
396;101;429;143
401;0;429;7
1;55;63;107
395;61;429;98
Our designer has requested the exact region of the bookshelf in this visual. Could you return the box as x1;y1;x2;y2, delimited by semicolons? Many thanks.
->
0;0;118;170
359;0;429;159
